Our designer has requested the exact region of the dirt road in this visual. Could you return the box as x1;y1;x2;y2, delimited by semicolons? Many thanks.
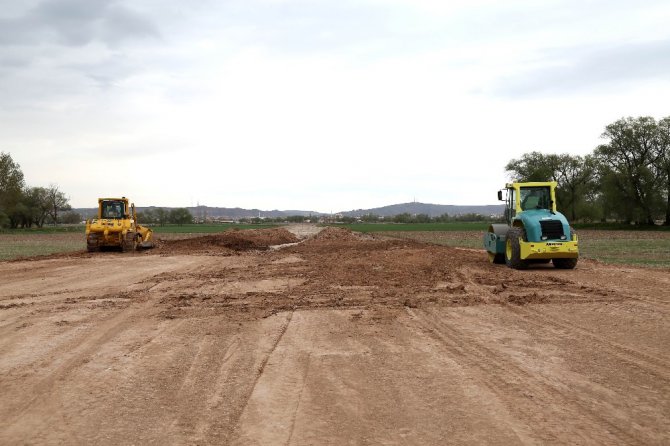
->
1;226;668;445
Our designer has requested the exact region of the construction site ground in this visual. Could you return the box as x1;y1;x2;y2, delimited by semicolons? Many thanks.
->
1;225;668;445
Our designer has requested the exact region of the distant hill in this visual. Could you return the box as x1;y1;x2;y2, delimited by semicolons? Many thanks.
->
73;206;321;220
340;202;504;218
74;202;504;220
183;206;320;219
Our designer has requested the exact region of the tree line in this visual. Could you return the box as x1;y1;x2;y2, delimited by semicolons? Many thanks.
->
136;208;193;226
506;116;670;225
0;152;73;228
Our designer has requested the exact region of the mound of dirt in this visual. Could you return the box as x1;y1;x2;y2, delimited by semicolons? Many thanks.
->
294;226;421;256
311;227;362;242
158;228;300;255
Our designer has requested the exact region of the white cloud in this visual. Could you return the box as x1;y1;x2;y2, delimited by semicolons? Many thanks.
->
2;0;670;212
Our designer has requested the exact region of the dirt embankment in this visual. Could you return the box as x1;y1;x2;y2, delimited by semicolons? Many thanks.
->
156;227;300;255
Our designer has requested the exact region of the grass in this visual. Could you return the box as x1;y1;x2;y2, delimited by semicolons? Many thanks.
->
577;237;670;267
0;225;85;234
0;233;83;260
573;222;670;231
327;222;490;232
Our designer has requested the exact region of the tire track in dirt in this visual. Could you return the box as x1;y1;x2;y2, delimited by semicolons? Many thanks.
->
1;295;165;433
204;310;295;443
0;286;165;379
509;305;670;383
402;308;536;444
406;307;645;445
167;333;242;443
284;353;312;446
239;311;294;411
623;294;670;310
204;337;245;412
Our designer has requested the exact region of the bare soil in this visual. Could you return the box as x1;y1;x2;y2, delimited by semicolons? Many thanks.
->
1;225;668;445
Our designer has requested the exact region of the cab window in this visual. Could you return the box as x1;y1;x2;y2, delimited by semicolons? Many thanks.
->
102;201;125;219
520;187;551;211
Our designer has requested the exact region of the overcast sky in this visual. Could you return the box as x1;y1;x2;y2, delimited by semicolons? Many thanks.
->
2;0;669;212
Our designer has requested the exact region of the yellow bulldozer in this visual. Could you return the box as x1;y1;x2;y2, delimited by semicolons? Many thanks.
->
85;197;154;252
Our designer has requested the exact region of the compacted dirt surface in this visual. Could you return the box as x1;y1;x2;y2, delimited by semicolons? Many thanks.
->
1;225;669;445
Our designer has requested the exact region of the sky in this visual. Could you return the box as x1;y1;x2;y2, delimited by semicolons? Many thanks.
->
1;0;669;212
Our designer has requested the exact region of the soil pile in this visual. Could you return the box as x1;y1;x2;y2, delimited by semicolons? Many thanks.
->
150;226;605;321
294;226;386;253
158;228;300;255
310;227;362;242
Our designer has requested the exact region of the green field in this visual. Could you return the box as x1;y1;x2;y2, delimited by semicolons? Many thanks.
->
577;237;670;267
329;222;490;232
573;222;670;232
0;225;85;234
0;233;83;260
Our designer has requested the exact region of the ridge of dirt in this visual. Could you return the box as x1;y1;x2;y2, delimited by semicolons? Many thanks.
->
156;227;300;255
141;227;627;321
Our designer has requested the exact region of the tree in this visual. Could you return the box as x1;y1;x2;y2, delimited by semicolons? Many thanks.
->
168;208;193;225
595;117;663;225
360;213;380;222
1;152;76;229
45;184;71;225
25;187;51;227
137;208;156;224
505;151;557;182
393;213;412;223
60;211;83;224
415;213;431;223
0;152;26;228
552;154;597;222
506;151;597;221
656;117;670;225
154;208;169;226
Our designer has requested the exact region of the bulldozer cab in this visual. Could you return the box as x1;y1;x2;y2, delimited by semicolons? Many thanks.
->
100;200;126;219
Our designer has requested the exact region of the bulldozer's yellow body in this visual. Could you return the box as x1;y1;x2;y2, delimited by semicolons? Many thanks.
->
85;197;154;252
